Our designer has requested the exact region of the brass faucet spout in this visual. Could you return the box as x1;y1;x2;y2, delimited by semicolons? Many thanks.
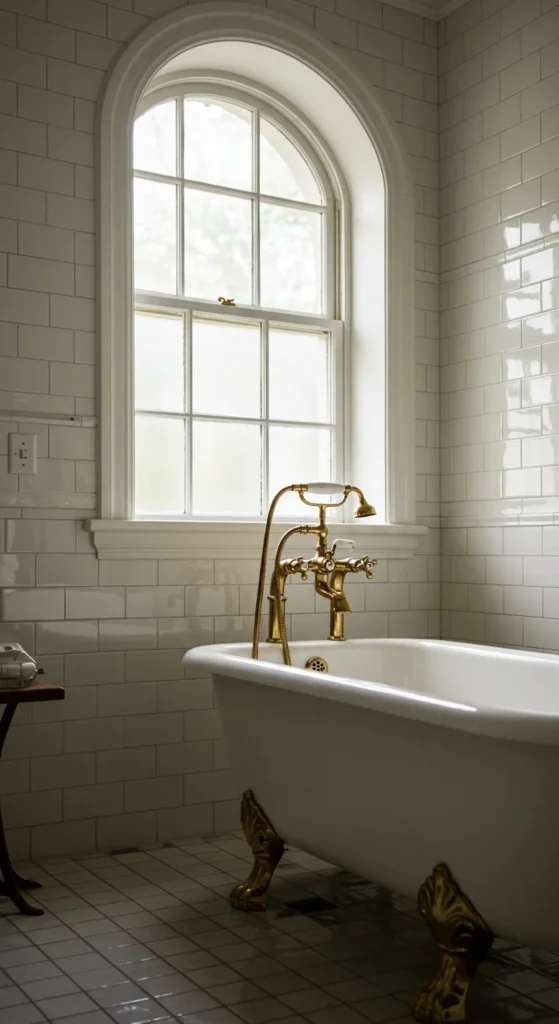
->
314;575;351;613
327;555;377;640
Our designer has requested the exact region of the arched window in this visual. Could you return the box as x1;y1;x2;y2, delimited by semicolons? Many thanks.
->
91;4;426;561
132;84;340;519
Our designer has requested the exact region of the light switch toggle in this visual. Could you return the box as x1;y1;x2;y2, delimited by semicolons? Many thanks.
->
8;434;37;474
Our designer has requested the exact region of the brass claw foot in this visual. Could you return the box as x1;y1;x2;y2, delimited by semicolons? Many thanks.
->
230;790;285;912
413;864;493;1024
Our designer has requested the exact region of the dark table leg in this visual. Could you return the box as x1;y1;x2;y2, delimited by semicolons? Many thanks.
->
0;704;43;916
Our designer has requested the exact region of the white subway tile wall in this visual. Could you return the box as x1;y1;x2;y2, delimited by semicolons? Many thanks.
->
0;0;440;858
440;0;559;649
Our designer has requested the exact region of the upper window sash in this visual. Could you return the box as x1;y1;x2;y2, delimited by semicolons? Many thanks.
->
134;80;339;321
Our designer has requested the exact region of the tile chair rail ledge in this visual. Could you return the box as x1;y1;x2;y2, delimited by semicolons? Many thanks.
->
86;519;429;561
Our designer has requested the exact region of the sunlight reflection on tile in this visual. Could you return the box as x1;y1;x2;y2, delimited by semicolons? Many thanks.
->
503;347;542;380
522;310;559;346
543;405;559;434
503;286;542;322
504;467;542;497
521;435;559;467
504;408;543;438
522;249;559;287
522;374;559;408
542;338;559;374
522;207;559;244
543;278;559;312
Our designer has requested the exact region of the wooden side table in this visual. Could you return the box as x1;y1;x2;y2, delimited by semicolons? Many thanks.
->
0;681;64;915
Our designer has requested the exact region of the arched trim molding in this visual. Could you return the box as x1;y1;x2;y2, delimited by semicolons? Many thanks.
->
90;1;428;560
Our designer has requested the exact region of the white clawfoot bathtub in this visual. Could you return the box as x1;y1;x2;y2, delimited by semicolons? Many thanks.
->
183;638;559;950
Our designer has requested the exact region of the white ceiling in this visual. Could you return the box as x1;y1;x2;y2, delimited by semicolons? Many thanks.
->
381;0;470;19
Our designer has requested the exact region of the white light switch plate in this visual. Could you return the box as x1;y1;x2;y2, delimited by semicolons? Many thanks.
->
8;433;37;474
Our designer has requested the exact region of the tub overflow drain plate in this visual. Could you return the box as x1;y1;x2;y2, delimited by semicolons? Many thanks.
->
305;656;328;673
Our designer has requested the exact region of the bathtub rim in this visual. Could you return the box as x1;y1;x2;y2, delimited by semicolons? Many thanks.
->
183;637;559;746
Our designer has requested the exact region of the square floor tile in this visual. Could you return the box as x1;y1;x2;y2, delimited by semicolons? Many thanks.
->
280;988;341;1013
107;999;168;1023
36;992;98;1018
305;1008;370;1024
137;971;197;999
119;958;176;982
255;973;309;997
6;961;62;985
127;928;177;944
157;989;219;1015
537;989;559;1012
181;1010;244;1023
146;937;199;957
53;952;110;976
501;971;558;996
185;965;242;988
2;1005;48;1024
0;948;47;969
90;982;147;1008
88;932;135;952
325;979;383;1003
355;994;419;1021
20;977;79;1001
495;996;559;1022
77;965;127;988
234;996;294;1023
0;985;28;1007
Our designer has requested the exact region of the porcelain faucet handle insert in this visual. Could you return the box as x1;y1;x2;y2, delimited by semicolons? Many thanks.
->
332;538;356;555
305;482;345;494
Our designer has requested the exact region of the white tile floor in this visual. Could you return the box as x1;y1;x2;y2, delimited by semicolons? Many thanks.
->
0;834;558;1024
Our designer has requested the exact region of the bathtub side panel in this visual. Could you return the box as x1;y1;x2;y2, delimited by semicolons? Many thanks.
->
214;673;559;950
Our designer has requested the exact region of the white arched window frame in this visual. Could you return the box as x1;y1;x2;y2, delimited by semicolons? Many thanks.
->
90;2;427;561
133;77;344;521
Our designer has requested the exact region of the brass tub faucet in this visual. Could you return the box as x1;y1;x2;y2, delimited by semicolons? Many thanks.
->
328;539;375;642
252;483;377;665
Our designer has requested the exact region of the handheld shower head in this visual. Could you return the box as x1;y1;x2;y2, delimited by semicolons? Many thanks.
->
298;483;376;517
353;496;376;518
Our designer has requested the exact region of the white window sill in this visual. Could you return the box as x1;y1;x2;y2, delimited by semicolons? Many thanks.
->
87;519;428;561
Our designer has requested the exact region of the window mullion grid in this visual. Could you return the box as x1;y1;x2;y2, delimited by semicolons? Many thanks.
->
253;109;261;309
134;168;324;213
137;408;332;429
333;201;341;321
332;320;344;521
261;317;269;515
177;99;188;515
185;308;193;517
177;98;185;297
322;205;329;319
